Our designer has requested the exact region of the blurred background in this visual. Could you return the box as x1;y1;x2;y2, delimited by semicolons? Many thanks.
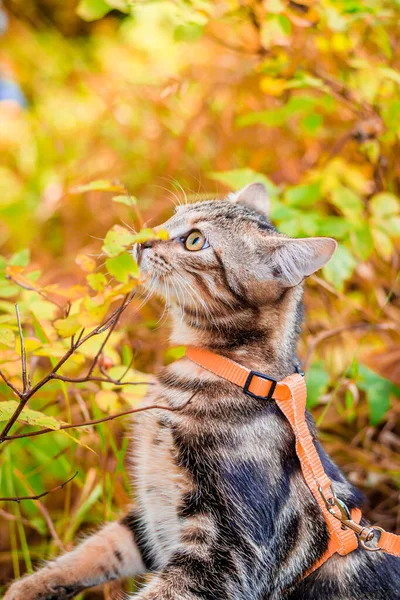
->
0;0;399;597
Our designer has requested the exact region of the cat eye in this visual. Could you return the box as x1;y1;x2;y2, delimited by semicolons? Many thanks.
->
184;230;209;252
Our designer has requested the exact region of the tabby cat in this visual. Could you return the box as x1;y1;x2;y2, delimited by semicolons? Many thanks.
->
5;183;400;600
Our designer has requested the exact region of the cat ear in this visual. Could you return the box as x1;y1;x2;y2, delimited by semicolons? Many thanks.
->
271;237;337;286
230;183;270;218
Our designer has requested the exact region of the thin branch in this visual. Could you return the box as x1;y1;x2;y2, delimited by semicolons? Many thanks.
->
0;472;78;503
0;368;21;396
6;273;68;314
0;291;137;443
50;373;153;386
4;391;198;441
87;294;127;377
15;304;29;394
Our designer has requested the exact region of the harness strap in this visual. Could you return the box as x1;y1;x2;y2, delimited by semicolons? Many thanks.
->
378;531;400;556
185;346;400;573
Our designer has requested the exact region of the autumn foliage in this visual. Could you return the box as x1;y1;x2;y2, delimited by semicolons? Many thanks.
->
0;1;400;597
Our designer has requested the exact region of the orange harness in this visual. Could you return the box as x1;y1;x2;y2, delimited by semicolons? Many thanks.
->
186;346;400;574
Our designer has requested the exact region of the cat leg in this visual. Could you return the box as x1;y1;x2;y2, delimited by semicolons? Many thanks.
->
131;514;239;600
4;517;147;600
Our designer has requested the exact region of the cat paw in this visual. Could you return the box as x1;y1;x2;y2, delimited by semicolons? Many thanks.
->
4;573;82;600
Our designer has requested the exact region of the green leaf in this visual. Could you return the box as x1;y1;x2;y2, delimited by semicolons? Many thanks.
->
0;401;63;430
301;113;323;135
174;23;204;42
102;225;137;258
76;0;112;21
54;314;81;338
306;362;329;409
207;168;279;196
102;226;168;258
350;224;374;260
284;181;321;208
357;365;399;425
385;216;400;237
87;272;108;292
10;249;30;267
106;252;139;283
129;228;169;244
322;245;357;290
112;194;137;207
331;186;364;221
370;193;400;219
379;66;400;86
237;96;319;128
315;216;350;239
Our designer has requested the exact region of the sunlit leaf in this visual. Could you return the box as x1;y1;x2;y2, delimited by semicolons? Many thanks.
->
87;272;108;292
71;179;126;194
0;400;64;430
54;314;81;338
0;327;15;349
105;253;139;283
112;194;137;206
76;0;113;22
76;254;97;273
331;186;364;221
95;389;120;411
9;249;30;267
371;226;394;261
370;193;400;219
102;225;137;258
174;23;204;42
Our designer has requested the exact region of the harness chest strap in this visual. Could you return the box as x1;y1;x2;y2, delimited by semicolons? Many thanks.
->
185;346;400;571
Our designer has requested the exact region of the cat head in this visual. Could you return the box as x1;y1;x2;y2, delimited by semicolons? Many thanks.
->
135;183;336;317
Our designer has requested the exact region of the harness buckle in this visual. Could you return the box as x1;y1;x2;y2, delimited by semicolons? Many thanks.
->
318;486;382;552
243;370;277;401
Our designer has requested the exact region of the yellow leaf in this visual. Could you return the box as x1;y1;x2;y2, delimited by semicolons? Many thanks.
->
95;389;120;412
54;314;81;337
371;226;394;261
76;254;97;273
43;284;88;300
260;76;287;96
0;327;15;349
5;265;39;291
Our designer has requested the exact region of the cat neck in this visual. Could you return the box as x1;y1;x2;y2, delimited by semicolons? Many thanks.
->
169;285;304;381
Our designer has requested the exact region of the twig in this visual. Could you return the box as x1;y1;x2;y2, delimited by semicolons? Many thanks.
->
6;273;68;314
0;472;78;503
0;368;21;396
51;373;153;386
15;304;29;394
14;467;66;550
3;392;198;441
0;292;137;443
87;295;127;377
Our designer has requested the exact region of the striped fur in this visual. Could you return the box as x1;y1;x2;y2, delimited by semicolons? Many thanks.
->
5;184;400;599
